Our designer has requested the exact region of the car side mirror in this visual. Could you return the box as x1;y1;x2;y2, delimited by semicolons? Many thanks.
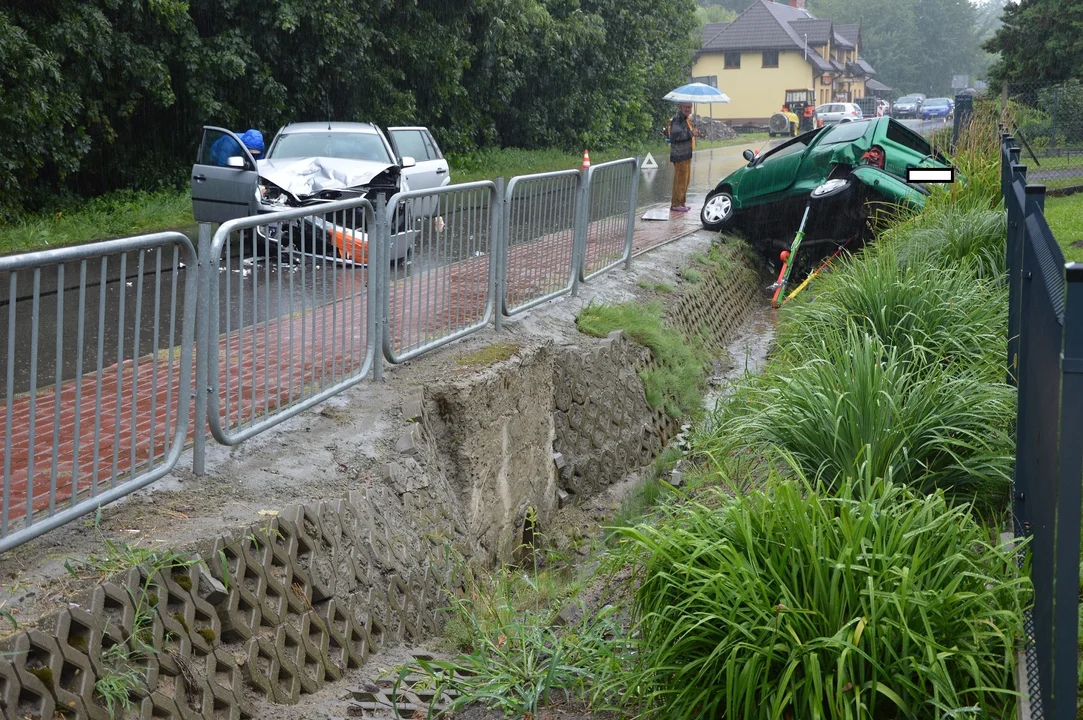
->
743;149;756;163
400;156;417;169
226;156;246;169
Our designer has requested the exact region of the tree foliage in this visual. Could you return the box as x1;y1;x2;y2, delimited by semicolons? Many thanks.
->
984;0;1083;88
0;0;696;217
808;0;983;97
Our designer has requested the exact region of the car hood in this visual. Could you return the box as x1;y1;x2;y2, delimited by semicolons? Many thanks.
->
257;157;397;198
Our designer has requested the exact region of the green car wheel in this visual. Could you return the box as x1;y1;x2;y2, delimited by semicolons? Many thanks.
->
701;190;735;232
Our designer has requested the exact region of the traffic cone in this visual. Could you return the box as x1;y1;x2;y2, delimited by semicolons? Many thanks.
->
581;149;591;172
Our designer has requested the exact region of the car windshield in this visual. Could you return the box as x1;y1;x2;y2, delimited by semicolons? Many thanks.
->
268;132;393;163
926;99;949;108
899;96;920;103
819;121;871;145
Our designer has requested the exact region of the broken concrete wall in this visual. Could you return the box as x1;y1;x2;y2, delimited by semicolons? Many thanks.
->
423;344;559;564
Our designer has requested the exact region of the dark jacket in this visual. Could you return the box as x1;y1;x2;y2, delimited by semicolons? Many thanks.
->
668;113;694;163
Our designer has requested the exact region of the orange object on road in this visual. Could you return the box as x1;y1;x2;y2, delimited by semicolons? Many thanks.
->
329;226;368;264
581;149;591;172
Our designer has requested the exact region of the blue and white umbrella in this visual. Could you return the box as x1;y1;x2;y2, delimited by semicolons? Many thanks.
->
663;83;731;104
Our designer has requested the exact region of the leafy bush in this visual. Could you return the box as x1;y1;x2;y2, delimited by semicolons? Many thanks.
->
616;473;1027;719
699;330;1014;509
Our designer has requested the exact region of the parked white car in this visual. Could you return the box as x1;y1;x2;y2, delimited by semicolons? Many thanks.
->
814;103;863;125
191;122;451;263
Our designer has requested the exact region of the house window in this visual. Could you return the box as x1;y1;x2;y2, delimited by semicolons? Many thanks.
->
724;52;741;69
762;50;779;68
692;75;718;88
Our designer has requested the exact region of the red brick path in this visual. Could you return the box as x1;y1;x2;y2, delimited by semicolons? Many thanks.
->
0;205;697;529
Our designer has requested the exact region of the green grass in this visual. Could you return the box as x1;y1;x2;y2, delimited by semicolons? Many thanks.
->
0;189;194;255
1044;193;1083;261
576;299;710;418
614;472;1027;720
398;547;631;718
455;342;520;368
636;278;675;294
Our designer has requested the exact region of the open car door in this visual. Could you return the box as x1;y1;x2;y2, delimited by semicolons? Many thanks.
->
191;126;260;224
386;127;450;218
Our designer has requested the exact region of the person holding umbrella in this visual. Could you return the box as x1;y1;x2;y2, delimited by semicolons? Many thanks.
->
662;82;730;213
666;102;700;212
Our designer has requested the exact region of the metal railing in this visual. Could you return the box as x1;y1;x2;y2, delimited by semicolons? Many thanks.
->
0;158;643;550
1003;131;1083;720
501;170;581;316
581;158;640;281
202;198;379;446
0;233;197;552
381;182;499;364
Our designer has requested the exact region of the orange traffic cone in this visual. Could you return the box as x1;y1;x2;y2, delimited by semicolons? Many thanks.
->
581;149;591;172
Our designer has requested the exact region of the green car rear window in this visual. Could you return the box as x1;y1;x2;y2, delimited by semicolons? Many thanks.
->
886;122;932;157
819;122;872;145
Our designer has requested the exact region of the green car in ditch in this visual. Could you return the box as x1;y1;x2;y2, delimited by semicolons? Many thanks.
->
700;118;952;261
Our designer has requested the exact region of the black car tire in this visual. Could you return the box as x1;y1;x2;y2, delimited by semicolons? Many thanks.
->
701;190;735;232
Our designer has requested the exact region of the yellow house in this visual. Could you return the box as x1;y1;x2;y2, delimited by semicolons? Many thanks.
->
692;0;882;125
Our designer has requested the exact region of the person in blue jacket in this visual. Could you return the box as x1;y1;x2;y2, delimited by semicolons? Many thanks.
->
210;129;265;166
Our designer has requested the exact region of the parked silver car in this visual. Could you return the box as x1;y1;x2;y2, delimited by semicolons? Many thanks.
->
191;122;451;263
813;102;863;125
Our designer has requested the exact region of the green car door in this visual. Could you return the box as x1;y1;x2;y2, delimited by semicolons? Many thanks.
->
736;135;813;202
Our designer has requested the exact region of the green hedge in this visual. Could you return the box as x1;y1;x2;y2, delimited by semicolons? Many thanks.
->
0;0;696;218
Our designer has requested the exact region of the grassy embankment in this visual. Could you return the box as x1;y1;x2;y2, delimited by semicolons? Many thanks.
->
393;105;1034;719
0;134;769;256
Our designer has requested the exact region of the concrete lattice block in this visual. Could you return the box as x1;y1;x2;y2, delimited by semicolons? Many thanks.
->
237;636;273;699
10;632;60;720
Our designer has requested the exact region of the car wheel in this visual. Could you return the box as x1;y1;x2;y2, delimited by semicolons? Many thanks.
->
701;190;735;232
810;177;852;201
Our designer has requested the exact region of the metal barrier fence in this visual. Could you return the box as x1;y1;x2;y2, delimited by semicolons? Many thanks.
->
580;159;639;281
502;170;581;315
0;158;642;550
202;198;379;447
381;182;499;364
1003;131;1083;720
0;233;197;552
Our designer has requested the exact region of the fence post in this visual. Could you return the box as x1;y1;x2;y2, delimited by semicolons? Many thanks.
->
192;222;212;476
373;196;386;382
571;169;588;296
624;158;640;271
494;177;505;333
1055;261;1083;720
1006;159;1027;388
1050;86;1060;151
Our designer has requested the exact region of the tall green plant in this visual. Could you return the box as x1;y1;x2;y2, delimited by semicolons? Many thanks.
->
699;330;1014;509
615;472;1028;719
